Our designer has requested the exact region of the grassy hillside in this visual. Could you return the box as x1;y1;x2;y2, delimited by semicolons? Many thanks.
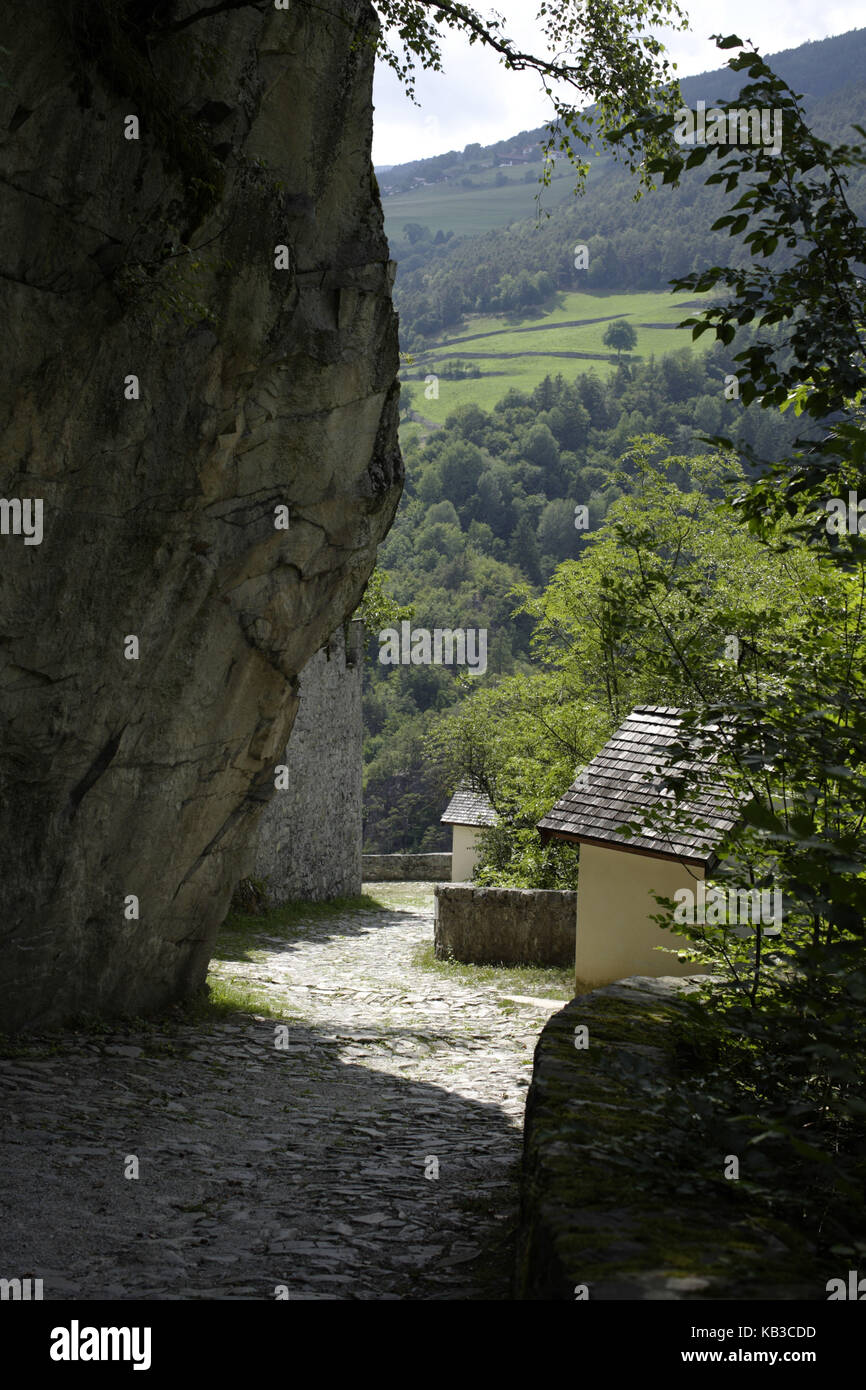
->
401;290;710;423
366;24;866;861
380;26;866;218
383;167;576;238
384;29;866;352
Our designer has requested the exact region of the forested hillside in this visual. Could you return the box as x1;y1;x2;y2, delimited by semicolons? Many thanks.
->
363;342;805;852
363;25;866;857
384;29;866;349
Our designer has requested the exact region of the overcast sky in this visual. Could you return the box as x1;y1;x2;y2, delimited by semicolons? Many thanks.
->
372;1;865;166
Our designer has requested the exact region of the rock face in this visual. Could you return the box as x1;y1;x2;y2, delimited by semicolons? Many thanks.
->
253;620;363;903
0;1;402;1028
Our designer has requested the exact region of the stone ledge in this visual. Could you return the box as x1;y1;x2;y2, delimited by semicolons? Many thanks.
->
516;976;820;1300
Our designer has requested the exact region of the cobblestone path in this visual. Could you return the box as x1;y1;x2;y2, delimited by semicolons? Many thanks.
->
0;886;565;1300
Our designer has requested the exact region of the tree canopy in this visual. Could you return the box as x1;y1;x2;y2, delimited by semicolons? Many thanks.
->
603;318;638;357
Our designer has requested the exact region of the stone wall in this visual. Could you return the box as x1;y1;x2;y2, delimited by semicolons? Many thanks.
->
253;621;363;903
516;977;819;1300
363;853;452;882
434;885;576;967
0;2;401;1029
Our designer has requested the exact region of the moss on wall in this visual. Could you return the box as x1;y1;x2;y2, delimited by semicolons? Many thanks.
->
516;978;823;1300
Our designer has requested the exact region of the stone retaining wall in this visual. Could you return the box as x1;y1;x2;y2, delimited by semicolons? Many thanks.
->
434;885;576;967
254;623;363;904
516;976;819;1300
363;853;452;882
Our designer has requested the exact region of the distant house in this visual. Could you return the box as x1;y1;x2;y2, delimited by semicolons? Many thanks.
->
441;783;497;881
538;706;738;989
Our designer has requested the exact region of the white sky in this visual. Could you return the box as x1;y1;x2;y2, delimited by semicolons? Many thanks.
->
372;1;865;166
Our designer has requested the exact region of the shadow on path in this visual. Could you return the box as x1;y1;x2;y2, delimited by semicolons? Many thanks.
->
213;898;422;965
0;1011;522;1301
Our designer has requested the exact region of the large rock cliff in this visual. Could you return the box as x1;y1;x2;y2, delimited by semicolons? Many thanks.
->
0;1;402;1028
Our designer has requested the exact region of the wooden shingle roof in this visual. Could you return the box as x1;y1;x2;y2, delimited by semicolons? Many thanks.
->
441;784;498;828
537;706;739;866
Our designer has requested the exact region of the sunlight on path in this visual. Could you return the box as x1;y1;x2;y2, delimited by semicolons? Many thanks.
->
0;885;566;1300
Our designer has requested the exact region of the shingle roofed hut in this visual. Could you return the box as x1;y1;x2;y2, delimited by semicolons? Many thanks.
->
538;706;739;988
441;782;497;880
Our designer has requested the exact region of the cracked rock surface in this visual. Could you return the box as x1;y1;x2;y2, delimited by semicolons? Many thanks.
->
0;1;401;1027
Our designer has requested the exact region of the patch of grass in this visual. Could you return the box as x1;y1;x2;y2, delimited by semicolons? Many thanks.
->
0;1036;50;1059
410;359;611;420
213;892;387;961
0;976;302;1053
361;881;436;912
0;997;221;1051
204;977;295;1022
462;289;706;336
412;942;573;999
404;290;710;423
383;168;575;238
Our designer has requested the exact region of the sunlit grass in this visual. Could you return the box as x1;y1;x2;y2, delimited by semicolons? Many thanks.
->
413;942;573;1000
383;167;575;237
212;892;387;960
406;290;709;423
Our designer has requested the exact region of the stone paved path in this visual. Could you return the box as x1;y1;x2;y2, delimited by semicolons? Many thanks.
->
0;886;563;1300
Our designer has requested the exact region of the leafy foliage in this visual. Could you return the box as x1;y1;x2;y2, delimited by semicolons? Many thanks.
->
385;56;866;350
354;566;413;651
372;0;688;190
365;342;808;854
607;36;866;551
380;25;866;1252
603;318;637;358
589;36;866;1250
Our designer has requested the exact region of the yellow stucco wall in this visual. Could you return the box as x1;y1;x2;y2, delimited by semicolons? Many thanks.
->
451;824;482;881
575;842;704;989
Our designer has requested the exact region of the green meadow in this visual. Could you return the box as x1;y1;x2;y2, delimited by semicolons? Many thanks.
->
402;290;709;424
383;167;576;238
